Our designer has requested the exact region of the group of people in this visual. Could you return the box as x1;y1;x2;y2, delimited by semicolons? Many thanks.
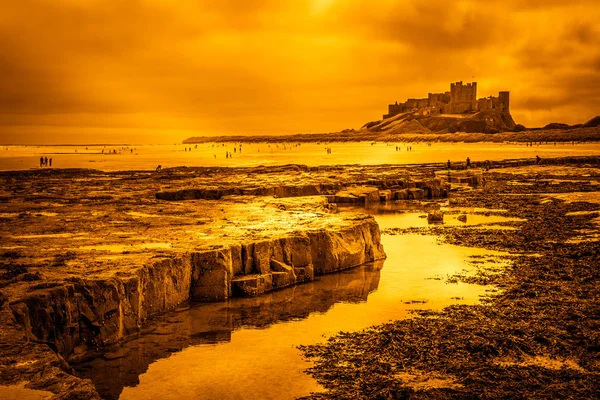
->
39;156;52;167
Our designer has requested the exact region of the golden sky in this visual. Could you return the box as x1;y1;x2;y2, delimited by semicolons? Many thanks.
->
1;0;599;144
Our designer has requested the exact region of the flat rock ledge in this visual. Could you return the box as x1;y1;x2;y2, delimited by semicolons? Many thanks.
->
0;166;392;398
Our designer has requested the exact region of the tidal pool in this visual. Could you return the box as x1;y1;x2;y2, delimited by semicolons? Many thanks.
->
75;210;510;399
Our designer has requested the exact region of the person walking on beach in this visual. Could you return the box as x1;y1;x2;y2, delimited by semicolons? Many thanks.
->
49;158;52;167
44;156;48;166
466;157;471;168
536;155;541;165
40;156;44;167
447;159;451;170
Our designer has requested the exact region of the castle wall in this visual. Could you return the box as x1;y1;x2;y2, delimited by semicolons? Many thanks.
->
383;81;509;119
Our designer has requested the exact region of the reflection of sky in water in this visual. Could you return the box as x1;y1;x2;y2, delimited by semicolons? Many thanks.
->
2;142;600;171
74;209;509;400
118;235;506;400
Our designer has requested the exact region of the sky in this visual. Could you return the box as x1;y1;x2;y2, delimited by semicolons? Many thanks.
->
1;0;599;144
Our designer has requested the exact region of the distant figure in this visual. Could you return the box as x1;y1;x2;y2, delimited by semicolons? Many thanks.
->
40;156;44;167
536;155;541;164
49;158;52;167
466;157;471;168
44;156;48;166
447;159;451;169
156;165;162;172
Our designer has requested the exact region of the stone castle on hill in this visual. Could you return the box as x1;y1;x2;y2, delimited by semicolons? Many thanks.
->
383;81;510;119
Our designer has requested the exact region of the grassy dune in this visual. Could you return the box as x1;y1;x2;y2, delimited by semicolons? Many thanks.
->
184;126;600;144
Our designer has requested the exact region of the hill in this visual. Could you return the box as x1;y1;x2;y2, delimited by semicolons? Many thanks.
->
362;110;516;134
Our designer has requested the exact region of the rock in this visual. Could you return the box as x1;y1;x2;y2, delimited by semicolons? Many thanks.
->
393;189;409;200
427;211;444;224
232;274;273;297
408;188;425;200
458;214;467;223
270;259;297;289
334;186;380;204
379;189;392;202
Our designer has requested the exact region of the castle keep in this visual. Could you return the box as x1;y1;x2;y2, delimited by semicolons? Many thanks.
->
383;81;510;119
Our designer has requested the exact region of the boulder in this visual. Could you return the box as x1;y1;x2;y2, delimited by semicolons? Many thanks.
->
379;189;392;202
231;274;273;297
408;188;425;200
427;211;444;224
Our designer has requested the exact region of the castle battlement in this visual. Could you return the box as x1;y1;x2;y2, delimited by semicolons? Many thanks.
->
383;81;509;119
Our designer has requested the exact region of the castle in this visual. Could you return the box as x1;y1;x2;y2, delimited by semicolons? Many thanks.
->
383;81;510;119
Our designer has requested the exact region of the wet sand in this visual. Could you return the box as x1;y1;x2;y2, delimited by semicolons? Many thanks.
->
2;141;600;171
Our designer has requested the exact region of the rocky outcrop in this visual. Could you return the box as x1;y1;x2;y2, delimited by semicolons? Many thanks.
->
156;179;448;202
8;218;385;365
10;255;194;362
0;308;101;399
192;218;385;299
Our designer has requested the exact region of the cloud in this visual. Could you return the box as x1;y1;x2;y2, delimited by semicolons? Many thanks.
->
0;0;599;143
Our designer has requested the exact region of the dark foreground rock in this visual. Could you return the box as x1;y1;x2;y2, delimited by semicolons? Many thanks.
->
299;162;600;399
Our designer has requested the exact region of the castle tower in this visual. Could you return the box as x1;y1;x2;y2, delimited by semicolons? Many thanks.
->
498;91;510;112
450;81;477;113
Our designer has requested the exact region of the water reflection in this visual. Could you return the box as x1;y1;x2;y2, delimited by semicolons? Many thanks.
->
75;208;509;400
74;261;383;400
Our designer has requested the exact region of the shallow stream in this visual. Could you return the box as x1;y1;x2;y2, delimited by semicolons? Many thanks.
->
75;206;512;399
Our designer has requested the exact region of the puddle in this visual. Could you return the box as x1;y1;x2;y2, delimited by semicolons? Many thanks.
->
0;213;19;218
565;210;600;216
543;192;600;204
0;383;53;400
493;355;584;372
340;203;523;230
78;243;172;252
11;233;84;239
126;212;159;218
35;212;58;217
74;211;510;400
